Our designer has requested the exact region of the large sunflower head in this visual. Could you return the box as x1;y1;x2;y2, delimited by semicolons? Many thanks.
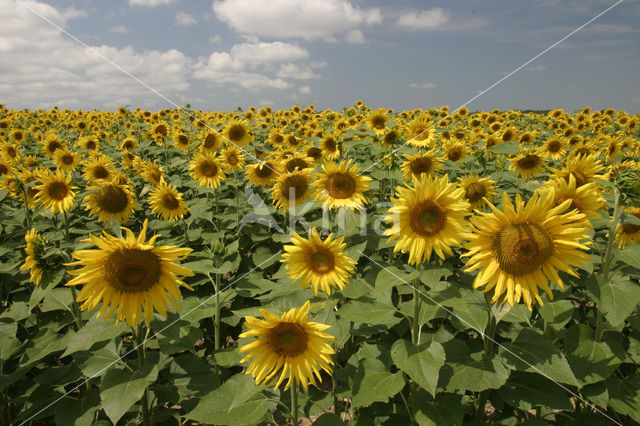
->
223;118;253;147
66;219;194;326
458;174;497;209
189;152;226;188
149;180;189;222
35;170;75;215
401;150;444;181
384;174;470;264
553;153;606;188
542;174;603;221
83;180;137;224
615;207;640;249
20;228;46;285
463;191;591;309
271;169;313;211
245;161;280;186
282;227;358;295
238;301;336;390
312;159;371;211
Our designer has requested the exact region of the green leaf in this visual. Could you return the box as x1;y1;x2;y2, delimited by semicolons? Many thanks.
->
498;372;572;411
187;373;274;425
100;363;158;424
502;329;579;386
488;141;520;155
390;339;445;397
375;266;418;294
337;299;396;324
438;340;510;392
62;320;128;357
252;245;279;269
414;392;463;426
564;324;623;386
313;413;345;425
597;276;640;326
616;244;640;268
75;342;122;378
607;372;640;423
54;390;101;426
538;300;574;327
180;259;214;275
352;359;405;408
42;287;74;312
157;323;202;354
214;348;243;367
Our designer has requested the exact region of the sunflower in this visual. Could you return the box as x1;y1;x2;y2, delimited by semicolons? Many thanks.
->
509;150;547;179
401;150;444;181
282;227;357;295
20;228;46;285
189;152;226;188
238;301;336;390
384;174;470;265
54;148;80;173
35;170;75;214
320;134;341;160
381;128;401;148
78;136;99;151
271;169;313;211
615;207;640;249
443;140;469;163
463;191;591;309
312;160;371;211
543;136;567;160
141;160;164;186
0;142;20;165
200;130;222;153
223;118;252;147
83;156;116;184
172;130;191;152
65;219;194;326
149;180;189;221
283;154;314;173
458;175;497;209
0;159;12;178
553;153;605;188
152;121;170;142
245;161;280;186
84;181;137;224
42;134;64;158
543;175;602;221
119;138;137;152
405;117;436;148
268;128;286;147
220;145;246;172
367;108;388;135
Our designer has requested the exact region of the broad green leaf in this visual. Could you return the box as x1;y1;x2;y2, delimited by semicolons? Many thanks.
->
598;276;640;327
54;390;101;426
100;363;158;424
488;141;520;155
390;339;445;397
62;320;128;357
502;329;579;386
187;373;274;425
607;373;640;423
564;325;623;386
337;299;396;324
414;392;463;426
42;287;74;312
374;266;418;294
171;353;220;398
438;340;510;392
539;300;574;327
352;359;405;408
23;329;73;363
251;245;279;269
616;244;640;268
75;342;122;378
313;413;345;425
157;323;202;354
498;372;572;411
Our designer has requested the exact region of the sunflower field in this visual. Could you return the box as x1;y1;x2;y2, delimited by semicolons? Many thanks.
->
1;102;640;425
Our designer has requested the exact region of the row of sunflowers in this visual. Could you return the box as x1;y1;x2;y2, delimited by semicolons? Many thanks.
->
1;101;639;425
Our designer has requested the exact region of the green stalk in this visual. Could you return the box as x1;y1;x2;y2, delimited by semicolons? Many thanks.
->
135;324;151;426
214;272;221;351
234;172;241;229
62;210;71;242
290;381;299;425
596;187;622;342
20;181;32;229
409;263;423;425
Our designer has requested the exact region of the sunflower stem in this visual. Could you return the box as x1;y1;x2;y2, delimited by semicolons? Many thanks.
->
20;180;32;229
214;272;221;351
597;187;622;342
135;324;151;426
290;381;299;425
234;172;241;229
62;210;71;242
409;264;422;425
163;139;169;171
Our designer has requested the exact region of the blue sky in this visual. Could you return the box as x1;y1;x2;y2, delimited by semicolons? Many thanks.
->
1;0;639;112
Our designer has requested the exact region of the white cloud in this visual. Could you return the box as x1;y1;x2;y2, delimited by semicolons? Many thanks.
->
396;8;449;30
277;63;320;79
259;99;275;106
61;7;87;20
109;25;128;33
299;86;311;94
409;82;436;89
231;41;308;65
176;11;197;26
344;29;365;44
0;0;192;109
524;65;547;71
213;0;381;41
209;34;222;44
129;0;174;6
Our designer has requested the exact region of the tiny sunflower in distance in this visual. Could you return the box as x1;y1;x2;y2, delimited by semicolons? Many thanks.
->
312;159;371;211
238;301;336;390
282;227;357;295
463;191;591;309
149;180;189;221
384;174;470;265
66;219;194;326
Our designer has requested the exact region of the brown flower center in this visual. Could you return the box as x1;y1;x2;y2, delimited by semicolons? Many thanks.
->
269;323;307;355
47;141;62;154
547;141;561;153
286;158;309;173
203;133;218;149
371;115;385;129
327;172;356;199
410;157;432;175
94;185;129;213
307;247;335;274
447;147;462;162
61;154;74;165
105;249;161;292
307;147;322;159
493;223;553;276
47;181;69;200
162;192;180;210
92;165;110;180
465;182;487;203
199;161;218;177
409;201;446;236
517;155;541;170
255;164;274;178
281;174;309;201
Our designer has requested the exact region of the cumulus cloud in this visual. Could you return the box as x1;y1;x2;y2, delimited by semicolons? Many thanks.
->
276;63;320;80
524;65;547;71
396;8;449;30
344;30;365;44
212;0;381;41
209;34;222;44
109;25;128;33
129;0;174;6
298;86;311;95
176;11;197;26
61;7;87;20
409;82;436;89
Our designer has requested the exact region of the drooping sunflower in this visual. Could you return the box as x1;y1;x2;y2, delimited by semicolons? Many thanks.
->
271;169;313;211
35;170;75;214
83;181;137;224
463;191;591;309
552;153;606;188
65;219;194;326
149;180;189;221
312;160;371;211
401;150;444;181
384;174;470;265
20;228;46;285
245;161;280;186
509;150;547;179
220;145;246;172
54;148;81;173
189;152;226;188
238;301;336;390
282;227;357;295
141;160;164;186
543;174;602;221
615;207;640;249
83;156;116;184
458;174;497;209
223;118;252;147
